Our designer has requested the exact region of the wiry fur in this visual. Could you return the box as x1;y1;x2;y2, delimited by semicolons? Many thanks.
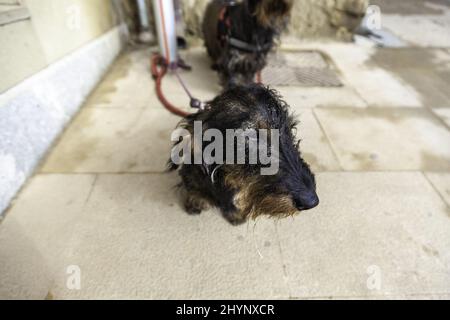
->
203;0;293;88
168;85;319;225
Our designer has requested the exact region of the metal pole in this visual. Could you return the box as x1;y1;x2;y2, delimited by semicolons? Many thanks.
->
152;0;178;67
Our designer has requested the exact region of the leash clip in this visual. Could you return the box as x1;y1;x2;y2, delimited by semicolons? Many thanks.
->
190;98;206;111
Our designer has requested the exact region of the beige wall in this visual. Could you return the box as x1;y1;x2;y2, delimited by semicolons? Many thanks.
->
0;19;48;94
0;0;120;93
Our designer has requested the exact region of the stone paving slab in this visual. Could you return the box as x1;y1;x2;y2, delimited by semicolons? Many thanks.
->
382;12;450;48
425;173;450;207
1;173;288;299
84;49;160;109
41;108;180;174
371;0;450;15
40;106;339;174
0;174;96;299
314;107;450;171
372;0;450;48
348;67;423;108
394;70;450;108
276;172;450;298
370;48;450;69
2;172;449;299
370;49;450;108
282;42;424;108
149;48;222;112
432;108;450;127
305;293;450;300
293;109;341;171
175;47;223;101
84;47;221;111
278;86;367;108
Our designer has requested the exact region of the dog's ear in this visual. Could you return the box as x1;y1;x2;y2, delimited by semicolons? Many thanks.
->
271;0;294;16
253;0;293;28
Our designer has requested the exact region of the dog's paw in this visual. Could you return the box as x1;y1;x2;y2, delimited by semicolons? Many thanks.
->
184;194;209;215
223;211;247;226
185;204;203;215
227;216;247;226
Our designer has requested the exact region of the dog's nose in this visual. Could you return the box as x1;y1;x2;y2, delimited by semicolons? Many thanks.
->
295;193;319;211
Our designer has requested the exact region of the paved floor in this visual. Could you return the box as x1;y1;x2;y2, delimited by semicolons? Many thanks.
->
1;1;450;299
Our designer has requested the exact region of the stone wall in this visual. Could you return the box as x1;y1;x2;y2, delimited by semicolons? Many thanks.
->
181;0;369;41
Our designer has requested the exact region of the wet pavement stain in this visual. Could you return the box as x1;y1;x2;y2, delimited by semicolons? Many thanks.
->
316;107;450;171
40;106;180;174
421;152;450;171
371;0;448;15
84;53;132;105
370;48;450;109
39;109;102;173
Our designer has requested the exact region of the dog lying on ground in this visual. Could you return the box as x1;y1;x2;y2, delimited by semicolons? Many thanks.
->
168;85;319;225
202;0;293;88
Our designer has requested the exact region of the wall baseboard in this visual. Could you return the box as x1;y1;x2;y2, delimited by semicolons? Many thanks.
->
0;24;129;215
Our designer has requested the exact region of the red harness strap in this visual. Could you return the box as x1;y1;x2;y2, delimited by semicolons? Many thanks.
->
217;4;263;83
218;6;231;47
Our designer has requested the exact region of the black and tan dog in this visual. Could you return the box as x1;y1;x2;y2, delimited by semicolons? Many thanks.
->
202;0;293;88
169;85;319;225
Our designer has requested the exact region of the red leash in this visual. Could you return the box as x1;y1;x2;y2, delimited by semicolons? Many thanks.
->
151;54;191;118
151;0;262;118
151;2;262;118
152;53;262;118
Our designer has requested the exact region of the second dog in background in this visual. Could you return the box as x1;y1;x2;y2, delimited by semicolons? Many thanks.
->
203;0;293;88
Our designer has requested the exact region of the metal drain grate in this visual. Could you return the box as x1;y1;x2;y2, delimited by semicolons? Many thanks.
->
262;51;342;87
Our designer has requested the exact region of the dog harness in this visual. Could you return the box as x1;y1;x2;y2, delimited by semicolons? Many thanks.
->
217;4;272;53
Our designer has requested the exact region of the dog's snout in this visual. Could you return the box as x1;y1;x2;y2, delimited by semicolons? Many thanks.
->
294;193;319;211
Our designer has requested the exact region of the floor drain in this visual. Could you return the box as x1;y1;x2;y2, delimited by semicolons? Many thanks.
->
262;50;342;87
